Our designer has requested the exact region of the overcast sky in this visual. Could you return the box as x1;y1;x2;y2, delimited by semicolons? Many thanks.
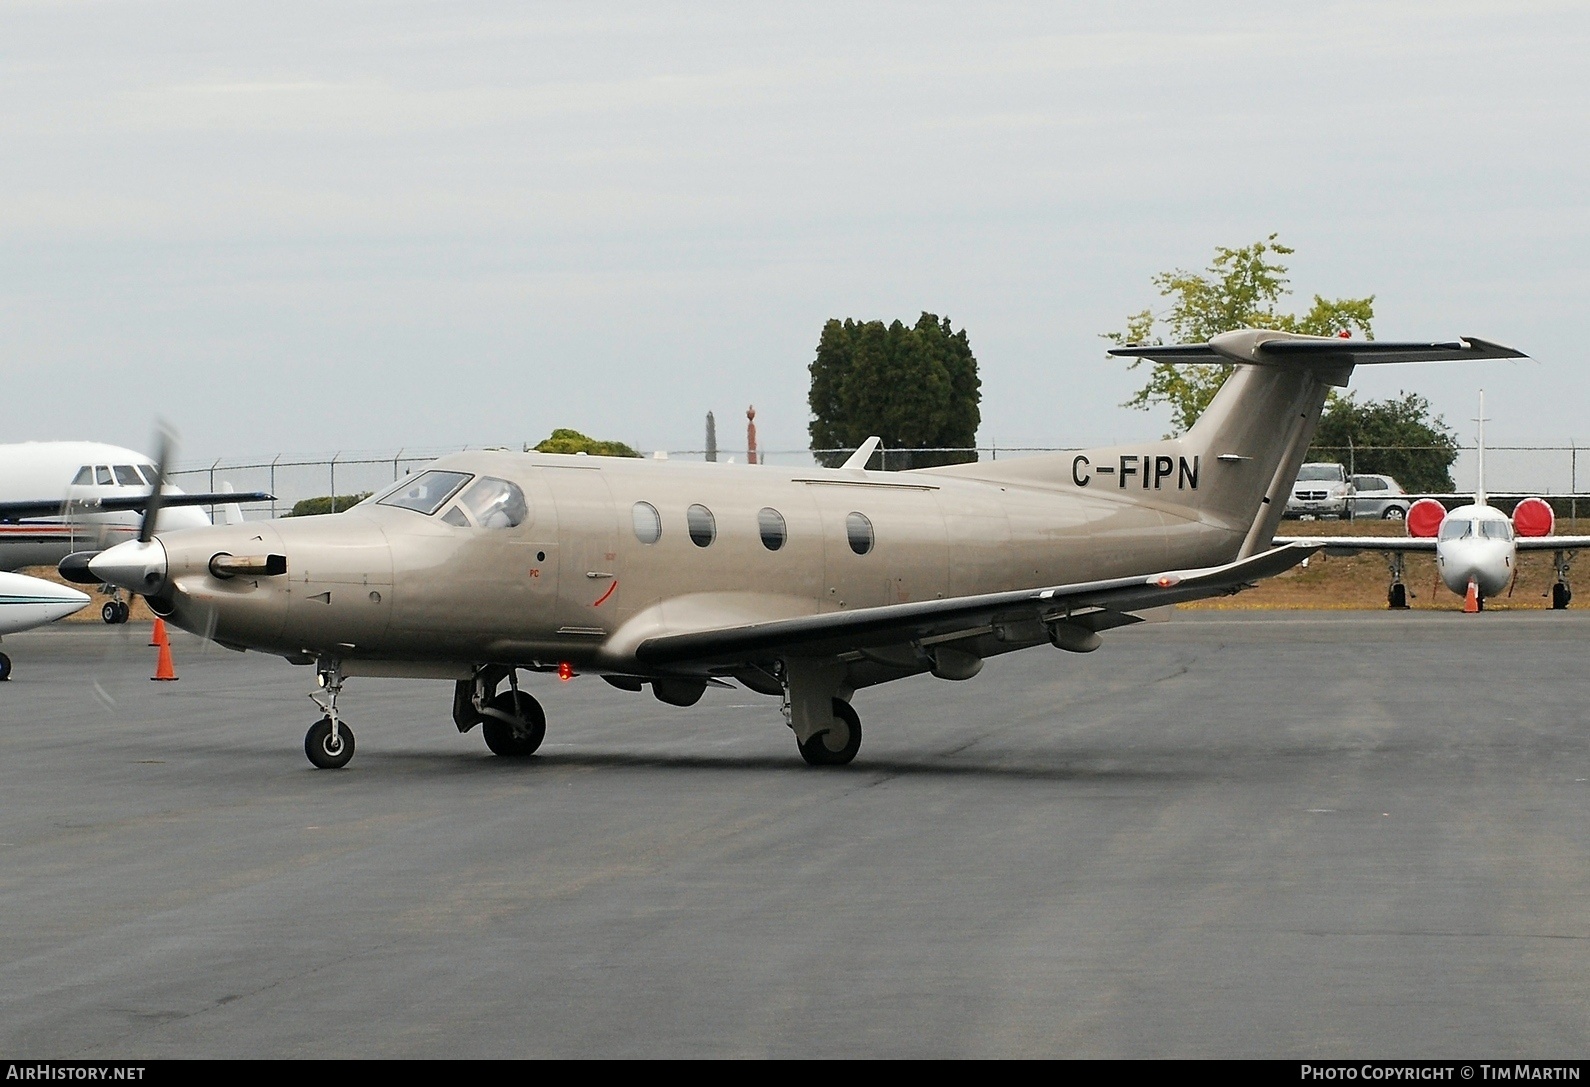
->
2;1;1586;467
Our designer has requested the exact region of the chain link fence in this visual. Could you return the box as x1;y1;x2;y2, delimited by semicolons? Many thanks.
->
169;444;1590;519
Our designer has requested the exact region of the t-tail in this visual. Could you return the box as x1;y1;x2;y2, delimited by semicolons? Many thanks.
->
926;330;1525;560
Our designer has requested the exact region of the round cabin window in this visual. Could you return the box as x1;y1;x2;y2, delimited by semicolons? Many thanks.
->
758;507;787;551
632;501;662;544
687;504;716;547
846;512;874;555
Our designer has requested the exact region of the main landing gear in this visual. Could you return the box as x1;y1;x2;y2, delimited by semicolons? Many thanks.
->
1385;551;1411;610
780;659;862;767
304;658;354;769
1551;550;1574;610
453;665;547;758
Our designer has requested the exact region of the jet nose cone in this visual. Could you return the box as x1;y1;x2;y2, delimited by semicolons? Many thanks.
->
88;539;168;595
0;571;89;633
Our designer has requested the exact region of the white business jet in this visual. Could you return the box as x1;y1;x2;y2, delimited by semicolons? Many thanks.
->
0;570;90;679
0;440;270;621
1282;393;1590;610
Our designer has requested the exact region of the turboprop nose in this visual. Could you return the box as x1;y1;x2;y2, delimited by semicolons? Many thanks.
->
87;539;169;595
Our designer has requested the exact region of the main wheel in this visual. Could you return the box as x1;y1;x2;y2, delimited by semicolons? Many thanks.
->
798;699;862;767
305;716;355;769
482;690;546;757
0;651;11;681
1553;582;1572;609
117;601;131;623
1388;583;1408;609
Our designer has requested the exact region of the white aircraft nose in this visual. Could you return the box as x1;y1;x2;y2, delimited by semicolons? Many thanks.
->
0;571;91;634
88;539;168;595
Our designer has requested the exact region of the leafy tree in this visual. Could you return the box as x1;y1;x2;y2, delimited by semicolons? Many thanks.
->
809;313;980;469
1105;235;1375;433
532;428;641;458
1308;392;1458;492
288;493;373;517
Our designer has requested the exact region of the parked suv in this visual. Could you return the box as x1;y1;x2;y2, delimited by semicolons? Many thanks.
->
1348;474;1411;520
1286;462;1354;518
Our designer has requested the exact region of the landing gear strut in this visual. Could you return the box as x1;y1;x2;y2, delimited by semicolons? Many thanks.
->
304;657;355;769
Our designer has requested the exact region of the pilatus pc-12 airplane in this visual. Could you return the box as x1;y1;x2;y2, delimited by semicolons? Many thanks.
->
71;330;1522;769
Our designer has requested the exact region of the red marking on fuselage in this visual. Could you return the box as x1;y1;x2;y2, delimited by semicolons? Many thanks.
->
592;580;618;607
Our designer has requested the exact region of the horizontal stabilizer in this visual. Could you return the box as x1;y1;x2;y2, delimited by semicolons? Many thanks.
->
1110;330;1526;368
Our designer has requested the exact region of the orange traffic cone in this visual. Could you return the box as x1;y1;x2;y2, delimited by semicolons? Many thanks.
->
152;625;178;681
149;617;166;648
1463;579;1480;614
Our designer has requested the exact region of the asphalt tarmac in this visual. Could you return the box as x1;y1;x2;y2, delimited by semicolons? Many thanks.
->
1;611;1588;1058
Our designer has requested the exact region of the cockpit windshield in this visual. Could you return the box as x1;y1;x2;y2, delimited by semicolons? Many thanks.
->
1297;465;1343;481
450;477;528;529
1480;519;1513;540
376;470;473;515
1439;518;1472;541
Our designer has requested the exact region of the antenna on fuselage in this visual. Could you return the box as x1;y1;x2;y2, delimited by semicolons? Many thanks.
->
1475;389;1488;508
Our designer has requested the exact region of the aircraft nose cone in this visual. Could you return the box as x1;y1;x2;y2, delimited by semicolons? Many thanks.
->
88;539;168;594
0;571;90;632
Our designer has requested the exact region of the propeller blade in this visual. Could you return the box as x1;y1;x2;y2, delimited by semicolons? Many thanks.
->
140;423;176;544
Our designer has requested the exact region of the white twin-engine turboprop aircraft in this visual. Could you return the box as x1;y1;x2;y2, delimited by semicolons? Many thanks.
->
76;331;1525;769
1282;393;1590;611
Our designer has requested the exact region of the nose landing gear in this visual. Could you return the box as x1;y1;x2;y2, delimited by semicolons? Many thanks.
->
1551;550;1573;610
100;591;130;624
304;658;355;769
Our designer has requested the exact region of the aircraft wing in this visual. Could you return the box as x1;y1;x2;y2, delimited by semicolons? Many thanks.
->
0;491;273;523
634;543;1317;668
1276;536;1436;555
1515;536;1590;551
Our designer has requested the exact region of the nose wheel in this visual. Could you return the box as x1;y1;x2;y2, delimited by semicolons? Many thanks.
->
305;716;355;769
303;657;355;769
101;599;130;624
0;651;11;681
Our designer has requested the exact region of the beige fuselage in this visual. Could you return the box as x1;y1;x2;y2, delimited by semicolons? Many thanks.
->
149;449;1246;678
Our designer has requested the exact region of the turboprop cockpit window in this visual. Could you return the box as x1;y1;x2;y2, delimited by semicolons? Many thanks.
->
1439;518;1473;541
113;466;142;486
456;477;528;529
377;470;473;515
1480;520;1513;541
95;466;113;485
71;466;92;485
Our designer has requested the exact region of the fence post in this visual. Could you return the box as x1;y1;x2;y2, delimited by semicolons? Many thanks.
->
330;452;340;514
270;455;279;519
209;458;220;523
393;448;403;481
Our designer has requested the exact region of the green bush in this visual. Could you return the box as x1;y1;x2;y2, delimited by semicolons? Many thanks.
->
288;493;372;517
532;428;641;458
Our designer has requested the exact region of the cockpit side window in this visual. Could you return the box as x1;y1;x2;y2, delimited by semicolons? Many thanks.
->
455;477;529;529
113;465;142;486
95;466;113;486
376;470;473;515
71;466;93;485
137;464;160;485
